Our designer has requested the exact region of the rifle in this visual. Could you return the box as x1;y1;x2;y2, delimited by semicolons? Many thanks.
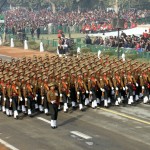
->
58;82;63;102
75;81;79;101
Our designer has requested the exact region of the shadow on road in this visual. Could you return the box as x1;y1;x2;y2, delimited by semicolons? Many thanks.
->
58;114;83;127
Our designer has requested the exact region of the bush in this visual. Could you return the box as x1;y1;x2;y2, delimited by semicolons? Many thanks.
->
28;41;40;50
2;42;10;46
14;40;23;47
125;54;140;60
45;46;57;52
102;50;115;56
81;48;91;53
69;50;77;55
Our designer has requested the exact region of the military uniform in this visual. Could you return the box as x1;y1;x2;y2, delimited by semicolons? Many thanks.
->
59;74;70;112
47;82;59;129
11;78;21;119
75;72;88;110
140;68;150;104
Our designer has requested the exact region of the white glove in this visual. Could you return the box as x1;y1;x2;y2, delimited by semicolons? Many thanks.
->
55;93;58;96
123;87;125;91
19;97;23;101
60;93;63;97
116;87;119;91
36;94;38;97
35;97;37;101
51;100;56;104
100;88;105;92
77;92;80;95
4;97;6;101
25;98;28;102
86;91;89;94
89;91;92;94
9;98;12;102
142;86;145;90
41;96;44;100
125;86;128;90
0;95;1;98
111;87;114;90
136;83;138;87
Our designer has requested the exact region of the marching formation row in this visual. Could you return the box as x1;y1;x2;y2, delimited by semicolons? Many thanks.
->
0;53;150;120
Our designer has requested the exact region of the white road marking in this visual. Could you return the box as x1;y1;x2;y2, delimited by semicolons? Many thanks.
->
0;138;19;150
37;117;51;124
71;135;76;138
70;131;92;140
85;142;93;146
135;126;142;129
100;108;150;125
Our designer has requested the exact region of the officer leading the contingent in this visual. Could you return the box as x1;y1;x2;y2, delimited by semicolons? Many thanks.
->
47;82;59;129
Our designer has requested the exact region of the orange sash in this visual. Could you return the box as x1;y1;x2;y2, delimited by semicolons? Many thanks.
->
27;84;32;93
12;85;18;94
62;82;67;90
44;83;49;91
104;77;108;85
127;75;132;82
116;76;121;84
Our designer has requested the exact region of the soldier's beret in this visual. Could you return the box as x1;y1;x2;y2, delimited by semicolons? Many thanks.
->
48;82;55;87
3;71;7;75
76;72;82;76
82;70;88;74
5;77;10;81
25;77;30;81
43;76;48;80
37;74;42;78
0;75;3;79
11;78;16;82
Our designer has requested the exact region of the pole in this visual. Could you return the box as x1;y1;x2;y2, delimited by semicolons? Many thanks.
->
117;28;120;59
68;25;71;39
116;0;120;60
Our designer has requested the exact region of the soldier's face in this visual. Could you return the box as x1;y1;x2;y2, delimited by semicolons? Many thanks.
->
79;75;83;79
62;77;66;80
84;73;87;77
50;86;55;90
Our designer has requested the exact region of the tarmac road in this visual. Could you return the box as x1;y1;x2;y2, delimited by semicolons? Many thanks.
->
0;103;150;150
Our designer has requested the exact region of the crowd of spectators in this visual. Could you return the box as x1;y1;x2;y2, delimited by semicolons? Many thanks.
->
2;8;150;33
85;30;150;52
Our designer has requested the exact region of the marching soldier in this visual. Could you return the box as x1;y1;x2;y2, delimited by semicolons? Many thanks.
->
5;77;12;116
59;74;70;112
47;82;59;129
99;70;113;108
75;72;88;111
43;76;49;115
19;76;27;114
88;72;98;109
24;77;36;116
124;70;137;105
69;70;77;109
11;78;21;119
112;70;125;106
140;68;150;104
0;75;4;111
35;74;43;112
